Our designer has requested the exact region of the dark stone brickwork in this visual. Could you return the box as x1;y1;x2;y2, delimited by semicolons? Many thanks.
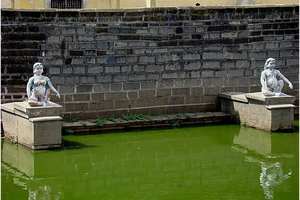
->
1;5;299;120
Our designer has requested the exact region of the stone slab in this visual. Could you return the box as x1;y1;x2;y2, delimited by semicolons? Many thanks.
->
219;92;248;103
245;92;295;105
13;101;63;119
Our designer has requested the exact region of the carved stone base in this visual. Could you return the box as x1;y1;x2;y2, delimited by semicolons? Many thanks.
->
1;102;62;149
219;92;295;132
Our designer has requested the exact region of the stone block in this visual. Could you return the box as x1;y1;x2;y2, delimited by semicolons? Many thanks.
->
184;62;201;70
162;71;178;79
128;91;138;99
153;97;170;106
73;94;90;101
74;67;85;74
105;92;127;100
131;98;153;107
146;74;160;80
114;100;131;109
185;96;200;104
141;81;157;89
202;52;223;60
91;93;105;101
203;61;221;69
228;69;244;77
1;102;62;150
139;56;155;63
88;67;104;74
90;101;114;110
245;92;295;105
170;96;185;105
59;85;74;94
124;82;140;90
64;103;89;112
220;92;295;132
172;88;190;96
146;65;164;72
81;76;95;84
110;83;123;91
96;75;112;83
113;75;127;82
139;90;156;98
128;74;146;82
191;87;203;95
157;54;180;63
77;85;93;93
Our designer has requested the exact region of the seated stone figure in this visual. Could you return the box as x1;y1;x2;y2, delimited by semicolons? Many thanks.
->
26;62;60;106
260;58;293;96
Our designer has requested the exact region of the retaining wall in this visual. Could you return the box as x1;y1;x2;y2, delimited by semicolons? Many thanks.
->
1;5;299;120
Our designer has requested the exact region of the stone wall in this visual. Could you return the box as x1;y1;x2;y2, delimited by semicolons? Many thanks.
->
1;5;299;120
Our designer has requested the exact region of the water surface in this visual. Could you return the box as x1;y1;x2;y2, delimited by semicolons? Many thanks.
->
2;123;299;200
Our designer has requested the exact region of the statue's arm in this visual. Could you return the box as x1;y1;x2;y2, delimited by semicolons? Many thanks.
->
26;78;33;98
47;78;60;98
276;70;293;89
260;71;267;89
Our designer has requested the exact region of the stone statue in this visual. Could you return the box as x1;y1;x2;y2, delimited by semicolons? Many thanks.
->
260;58;293;96
26;62;60;106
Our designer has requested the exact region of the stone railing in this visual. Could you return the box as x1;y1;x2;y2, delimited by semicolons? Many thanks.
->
1;5;299;120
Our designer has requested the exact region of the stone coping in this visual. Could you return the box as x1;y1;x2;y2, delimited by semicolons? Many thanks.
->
220;92;296;105
2;4;299;12
29;116;62;122
266;104;295;110
245;92;296;105
62;112;231;134
1;102;62;119
219;92;248;103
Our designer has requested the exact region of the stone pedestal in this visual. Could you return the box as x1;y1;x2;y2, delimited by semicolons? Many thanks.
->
1;102;63;149
219;92;295;132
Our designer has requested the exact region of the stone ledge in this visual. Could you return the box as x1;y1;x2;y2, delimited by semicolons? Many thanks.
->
1;101;62;119
62;112;231;134
245;92;296;105
266;104;295;110
29;116;62;122
218;92;248;103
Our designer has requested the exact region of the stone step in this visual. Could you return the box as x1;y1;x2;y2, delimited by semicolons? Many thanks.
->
62;112;231;134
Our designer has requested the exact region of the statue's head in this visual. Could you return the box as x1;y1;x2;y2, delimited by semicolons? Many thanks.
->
264;58;275;70
33;62;44;75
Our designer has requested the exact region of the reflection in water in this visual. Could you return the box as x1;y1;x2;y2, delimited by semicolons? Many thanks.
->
260;162;292;199
232;127;295;200
1;139;62;200
2;124;298;200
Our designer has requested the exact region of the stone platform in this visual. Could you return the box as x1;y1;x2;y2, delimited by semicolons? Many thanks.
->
1;102;62;150
219;92;295;132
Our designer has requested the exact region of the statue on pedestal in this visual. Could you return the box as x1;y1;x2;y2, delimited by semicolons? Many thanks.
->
26;62;60;106
261;58;293;96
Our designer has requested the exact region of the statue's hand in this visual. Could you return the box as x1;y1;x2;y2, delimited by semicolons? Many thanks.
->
289;83;293;89
56;93;61;98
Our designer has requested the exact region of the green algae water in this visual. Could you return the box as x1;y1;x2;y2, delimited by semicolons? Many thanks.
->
2;122;299;200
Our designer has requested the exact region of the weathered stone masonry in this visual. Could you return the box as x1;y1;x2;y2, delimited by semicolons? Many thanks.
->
1;5;299;120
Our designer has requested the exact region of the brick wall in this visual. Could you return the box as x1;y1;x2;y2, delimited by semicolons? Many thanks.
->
1;5;299;120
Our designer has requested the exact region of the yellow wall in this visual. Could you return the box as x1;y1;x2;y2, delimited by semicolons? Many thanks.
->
156;0;298;6
2;0;45;9
1;0;298;9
